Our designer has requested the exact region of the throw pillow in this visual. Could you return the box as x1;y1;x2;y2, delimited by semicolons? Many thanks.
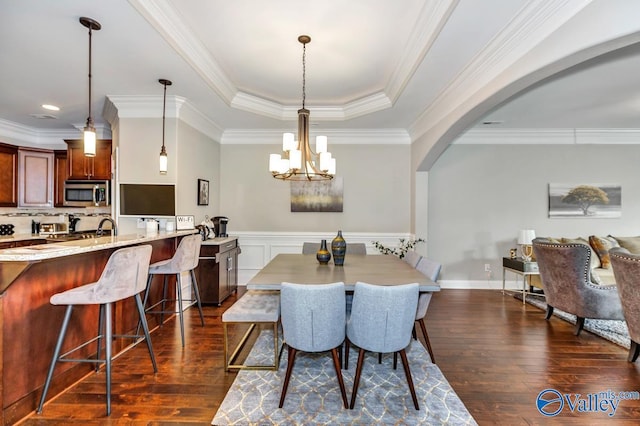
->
561;237;601;270
588;235;620;269
610;235;640;254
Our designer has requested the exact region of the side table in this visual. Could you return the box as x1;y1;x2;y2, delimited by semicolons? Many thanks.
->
502;257;541;304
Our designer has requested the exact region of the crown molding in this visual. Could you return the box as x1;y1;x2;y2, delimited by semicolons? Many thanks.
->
0;118;110;148
104;95;222;140
455;128;640;145
130;0;455;121
128;0;236;103
409;0;592;141
221;128;410;145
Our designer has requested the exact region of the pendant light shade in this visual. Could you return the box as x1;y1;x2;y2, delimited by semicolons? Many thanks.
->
79;17;101;157
159;79;172;175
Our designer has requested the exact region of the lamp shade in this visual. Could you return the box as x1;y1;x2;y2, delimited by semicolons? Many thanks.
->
517;229;536;245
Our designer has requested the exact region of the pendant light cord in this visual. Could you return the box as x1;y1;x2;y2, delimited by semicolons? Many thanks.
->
301;41;306;110
87;25;93;124
162;82;167;149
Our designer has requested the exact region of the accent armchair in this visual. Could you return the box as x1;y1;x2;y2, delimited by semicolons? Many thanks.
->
532;238;624;335
609;248;640;362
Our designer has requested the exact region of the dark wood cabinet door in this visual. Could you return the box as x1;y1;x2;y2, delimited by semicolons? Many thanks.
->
195;240;239;305
65;139;112;180
0;143;18;207
18;148;54;207
54;150;67;207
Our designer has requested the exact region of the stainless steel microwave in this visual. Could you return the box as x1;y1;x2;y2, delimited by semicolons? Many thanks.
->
64;180;110;207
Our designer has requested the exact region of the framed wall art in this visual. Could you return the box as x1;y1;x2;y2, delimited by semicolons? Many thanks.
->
198;179;209;206
548;183;621;218
291;177;343;212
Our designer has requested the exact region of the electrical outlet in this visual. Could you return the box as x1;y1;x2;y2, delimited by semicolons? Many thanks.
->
484;263;491;272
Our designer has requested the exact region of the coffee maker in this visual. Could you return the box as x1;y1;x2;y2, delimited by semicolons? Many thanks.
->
213;216;229;237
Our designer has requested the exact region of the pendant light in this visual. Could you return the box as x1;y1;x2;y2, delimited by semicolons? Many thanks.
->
269;35;336;181
79;17;101;157
159;79;172;174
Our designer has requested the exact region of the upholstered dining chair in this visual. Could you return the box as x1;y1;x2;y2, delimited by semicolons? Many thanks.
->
609;248;640;362
414;257;441;363
346;281;420;410
279;281;349;408
403;251;422;268
532;238;624;335
302;242;320;254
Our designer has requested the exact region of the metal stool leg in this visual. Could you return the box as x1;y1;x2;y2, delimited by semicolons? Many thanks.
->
96;303;105;371
190;269;205;326
38;305;73;414
176;273;185;347
104;302;113;416
135;294;158;372
160;275;169;325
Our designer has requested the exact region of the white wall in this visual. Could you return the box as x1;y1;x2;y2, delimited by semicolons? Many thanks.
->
219;143;412;233
427;142;640;286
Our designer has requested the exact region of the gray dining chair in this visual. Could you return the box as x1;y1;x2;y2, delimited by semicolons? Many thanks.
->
279;281;349;408
303;242;367;255
346;281;420;410
302;242;320;254
414;257;441;363
403;251;422;268
609;248;640;362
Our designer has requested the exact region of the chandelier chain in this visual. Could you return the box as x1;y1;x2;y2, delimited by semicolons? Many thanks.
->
301;42;306;109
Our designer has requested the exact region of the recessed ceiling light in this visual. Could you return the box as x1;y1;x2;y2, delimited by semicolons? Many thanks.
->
42;104;60;111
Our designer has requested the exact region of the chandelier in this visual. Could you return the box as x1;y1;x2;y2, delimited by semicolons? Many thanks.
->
269;35;336;181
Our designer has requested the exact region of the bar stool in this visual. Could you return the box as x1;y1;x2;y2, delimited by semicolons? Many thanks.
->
141;234;205;346
37;245;157;416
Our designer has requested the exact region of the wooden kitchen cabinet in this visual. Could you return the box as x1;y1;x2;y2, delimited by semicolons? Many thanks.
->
17;148;54;208
54;149;68;207
195;238;240;305
65;139;112;180
0;143;18;207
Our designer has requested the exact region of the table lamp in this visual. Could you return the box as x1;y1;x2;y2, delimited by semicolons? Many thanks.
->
518;229;536;261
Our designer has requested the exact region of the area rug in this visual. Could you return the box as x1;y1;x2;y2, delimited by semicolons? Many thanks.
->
212;330;477;425
519;294;630;349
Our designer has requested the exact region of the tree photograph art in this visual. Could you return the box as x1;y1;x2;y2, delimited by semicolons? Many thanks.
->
549;183;621;218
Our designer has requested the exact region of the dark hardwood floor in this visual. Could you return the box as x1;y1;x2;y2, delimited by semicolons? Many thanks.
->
18;288;640;425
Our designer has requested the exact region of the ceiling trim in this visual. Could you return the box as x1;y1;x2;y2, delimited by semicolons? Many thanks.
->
130;0;456;121
105;95;223;140
129;0;237;103
221;129;410;145
409;0;592;141
0;118;111;147
455;128;640;145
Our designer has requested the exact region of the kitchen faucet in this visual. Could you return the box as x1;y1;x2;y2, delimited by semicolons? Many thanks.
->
96;217;117;237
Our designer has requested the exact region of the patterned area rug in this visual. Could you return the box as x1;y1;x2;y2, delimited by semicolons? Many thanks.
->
520;294;630;349
212;330;477;425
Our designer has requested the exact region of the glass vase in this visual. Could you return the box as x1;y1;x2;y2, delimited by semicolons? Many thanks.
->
316;239;331;265
331;230;347;266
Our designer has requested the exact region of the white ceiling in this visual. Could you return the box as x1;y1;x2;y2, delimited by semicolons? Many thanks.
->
1;0;640;150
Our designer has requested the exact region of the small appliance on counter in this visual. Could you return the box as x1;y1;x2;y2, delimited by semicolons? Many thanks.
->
39;223;69;236
213;216;229;237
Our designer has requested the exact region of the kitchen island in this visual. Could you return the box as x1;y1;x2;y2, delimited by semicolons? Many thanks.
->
0;230;196;425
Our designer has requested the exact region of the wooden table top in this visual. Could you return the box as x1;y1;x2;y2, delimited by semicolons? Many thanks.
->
246;253;440;292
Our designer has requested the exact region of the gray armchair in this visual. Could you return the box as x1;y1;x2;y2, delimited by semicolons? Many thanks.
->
346;281;420;410
609;248;640;362
279;281;348;408
532;238;624;335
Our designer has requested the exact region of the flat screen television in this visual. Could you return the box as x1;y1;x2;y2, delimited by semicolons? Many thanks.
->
119;184;175;217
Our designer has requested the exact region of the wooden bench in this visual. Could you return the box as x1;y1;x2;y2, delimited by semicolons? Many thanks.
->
222;290;281;371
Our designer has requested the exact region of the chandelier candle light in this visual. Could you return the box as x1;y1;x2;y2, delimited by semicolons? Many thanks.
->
269;35;336;181
158;78;172;174
79;17;101;157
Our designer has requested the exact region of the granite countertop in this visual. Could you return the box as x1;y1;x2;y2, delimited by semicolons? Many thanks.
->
0;230;197;262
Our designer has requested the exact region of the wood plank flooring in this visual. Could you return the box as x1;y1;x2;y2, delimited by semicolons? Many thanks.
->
18;288;640;425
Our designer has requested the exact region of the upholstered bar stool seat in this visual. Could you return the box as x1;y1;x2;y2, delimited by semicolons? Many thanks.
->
37;245;157;416
141;234;205;347
222;290;281;371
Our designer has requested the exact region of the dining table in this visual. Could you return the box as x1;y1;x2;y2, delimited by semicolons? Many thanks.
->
246;253;440;292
